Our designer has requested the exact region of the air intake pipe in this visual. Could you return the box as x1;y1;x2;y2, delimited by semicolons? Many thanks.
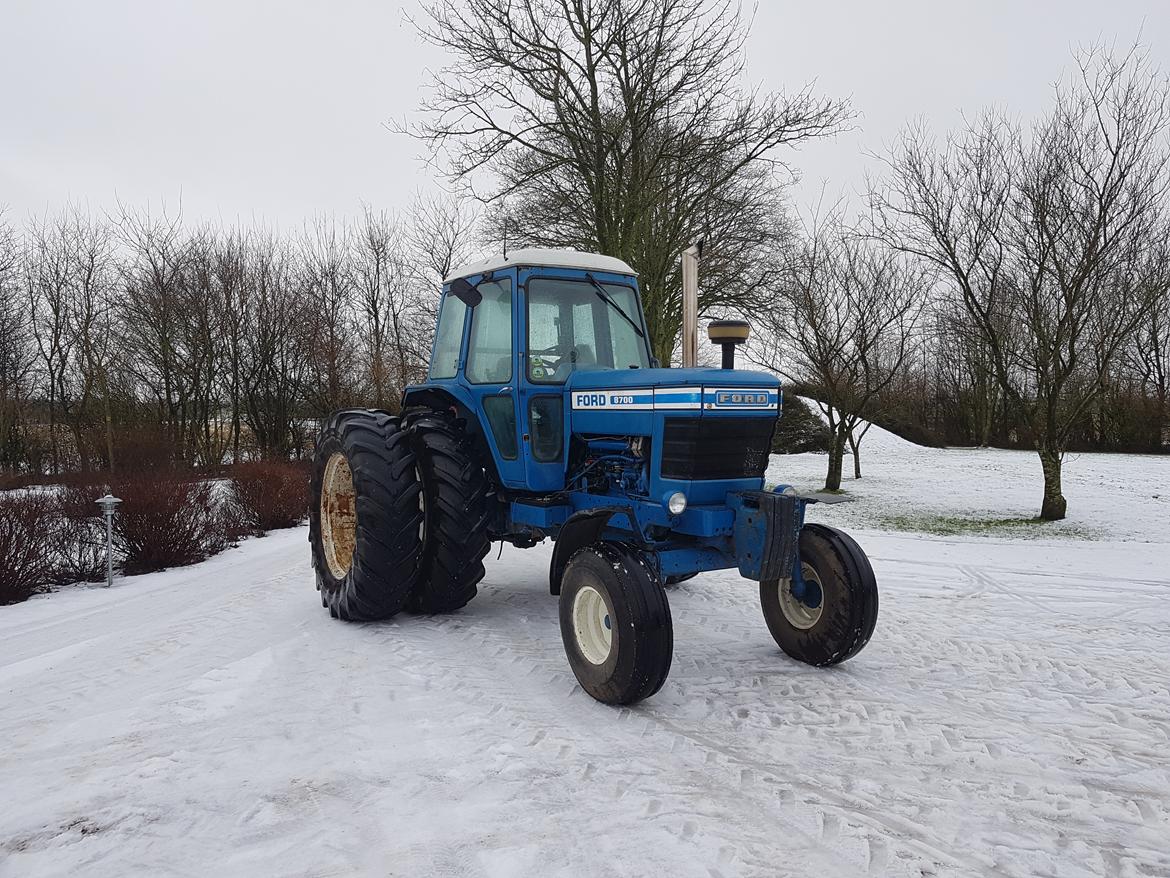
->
708;320;750;369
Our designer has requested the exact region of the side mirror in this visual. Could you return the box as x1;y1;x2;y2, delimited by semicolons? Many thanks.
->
450;277;482;308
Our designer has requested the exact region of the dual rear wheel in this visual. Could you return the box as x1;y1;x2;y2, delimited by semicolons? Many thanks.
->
309;409;490;621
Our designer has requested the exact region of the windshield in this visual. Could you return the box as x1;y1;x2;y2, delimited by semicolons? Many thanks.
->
527;277;651;383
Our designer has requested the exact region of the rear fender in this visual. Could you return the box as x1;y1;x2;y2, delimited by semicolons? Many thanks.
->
402;384;503;489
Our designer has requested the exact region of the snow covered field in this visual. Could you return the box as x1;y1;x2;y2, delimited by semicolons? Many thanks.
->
2;429;1168;877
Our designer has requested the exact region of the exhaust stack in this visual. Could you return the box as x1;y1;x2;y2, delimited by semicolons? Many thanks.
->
681;242;701;367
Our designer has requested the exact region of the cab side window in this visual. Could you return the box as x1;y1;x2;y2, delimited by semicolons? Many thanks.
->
465;279;513;384
430;293;468;380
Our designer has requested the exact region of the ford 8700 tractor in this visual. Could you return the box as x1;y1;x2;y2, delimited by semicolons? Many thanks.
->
309;248;878;705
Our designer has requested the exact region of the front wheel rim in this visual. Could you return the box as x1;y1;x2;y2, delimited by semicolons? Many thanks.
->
572;585;613;665
778;563;824;630
321;452;357;579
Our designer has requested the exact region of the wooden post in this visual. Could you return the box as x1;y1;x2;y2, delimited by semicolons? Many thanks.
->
681;243;701;367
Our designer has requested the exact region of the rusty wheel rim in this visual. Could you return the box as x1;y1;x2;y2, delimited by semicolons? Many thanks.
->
321;452;357;580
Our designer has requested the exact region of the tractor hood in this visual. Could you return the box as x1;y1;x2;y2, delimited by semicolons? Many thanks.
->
565;367;780;506
565;367;780;417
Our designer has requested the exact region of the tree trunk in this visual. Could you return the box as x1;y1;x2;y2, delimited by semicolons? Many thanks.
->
102;372;115;475
847;430;862;479
978;392;994;447
1038;449;1067;521
825;427;848;491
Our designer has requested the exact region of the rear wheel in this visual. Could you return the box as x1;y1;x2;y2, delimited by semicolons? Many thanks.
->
760;524;878;665
406;409;492;613
559;543;673;705
309;410;424;620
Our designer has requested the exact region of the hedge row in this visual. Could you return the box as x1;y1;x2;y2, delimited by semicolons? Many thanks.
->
0;461;309;606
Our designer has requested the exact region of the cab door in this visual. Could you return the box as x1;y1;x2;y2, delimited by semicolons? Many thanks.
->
459;273;526;487
518;269;580;492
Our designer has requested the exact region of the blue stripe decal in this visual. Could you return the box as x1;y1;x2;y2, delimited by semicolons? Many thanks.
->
654;387;702;409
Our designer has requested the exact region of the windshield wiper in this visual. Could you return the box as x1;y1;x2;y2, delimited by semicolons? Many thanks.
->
584;273;645;339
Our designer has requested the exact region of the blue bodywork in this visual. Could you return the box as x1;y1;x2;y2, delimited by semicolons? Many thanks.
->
403;261;807;588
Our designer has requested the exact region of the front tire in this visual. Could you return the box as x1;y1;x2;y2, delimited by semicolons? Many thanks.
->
559;543;673;705
760;523;878;666
309;410;424;621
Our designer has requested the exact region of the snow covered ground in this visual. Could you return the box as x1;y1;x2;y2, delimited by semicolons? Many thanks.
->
2;429;1169;877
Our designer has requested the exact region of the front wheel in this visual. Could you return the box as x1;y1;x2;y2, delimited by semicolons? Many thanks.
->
760;523;878;666
559;543;673;705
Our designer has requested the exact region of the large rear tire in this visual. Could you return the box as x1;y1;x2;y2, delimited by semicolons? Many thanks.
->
559;543;673;705
760;523;878;665
406;409;492;613
309;409;424;621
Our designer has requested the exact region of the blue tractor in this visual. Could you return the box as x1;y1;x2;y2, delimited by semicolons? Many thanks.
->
309;249;878;705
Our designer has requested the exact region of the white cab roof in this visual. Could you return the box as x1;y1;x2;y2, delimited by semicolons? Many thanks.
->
444;248;636;283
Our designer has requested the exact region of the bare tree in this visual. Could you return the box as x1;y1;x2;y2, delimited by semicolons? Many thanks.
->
24;214;76;473
933;302;1002;447
0;213;36;471
408;0;848;363
178;230;229;467
63;208;120;471
117;205;195;462
300;218;360;416
211;231;249;463
352;206;428;409
1131;258;1170;447
872;46;1170;519
755;216;927;490
240;235;306;458
403;193;481;373
405;192;479;288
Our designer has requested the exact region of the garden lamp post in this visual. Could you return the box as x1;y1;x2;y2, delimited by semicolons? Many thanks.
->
95;494;121;588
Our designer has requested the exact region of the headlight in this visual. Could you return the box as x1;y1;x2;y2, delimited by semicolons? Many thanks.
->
666;491;687;516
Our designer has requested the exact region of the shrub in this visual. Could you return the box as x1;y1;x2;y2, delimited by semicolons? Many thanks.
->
227;460;309;536
52;481;111;584
111;471;226;575
773;396;832;454
0;491;57;605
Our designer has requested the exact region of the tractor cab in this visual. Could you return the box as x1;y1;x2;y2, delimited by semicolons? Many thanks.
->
406;248;780;507
410;250;653;490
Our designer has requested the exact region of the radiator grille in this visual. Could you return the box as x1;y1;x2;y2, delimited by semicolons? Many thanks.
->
661;417;776;481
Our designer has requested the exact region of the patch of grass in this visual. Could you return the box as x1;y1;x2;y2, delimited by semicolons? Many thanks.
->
878;513;1088;539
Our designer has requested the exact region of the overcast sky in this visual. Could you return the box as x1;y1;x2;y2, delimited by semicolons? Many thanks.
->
2;0;1168;232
